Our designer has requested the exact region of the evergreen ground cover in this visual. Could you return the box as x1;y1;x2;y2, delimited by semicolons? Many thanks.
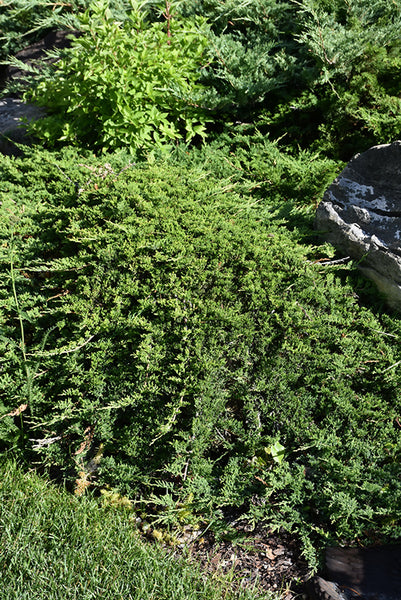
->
1;141;401;570
1;0;401;579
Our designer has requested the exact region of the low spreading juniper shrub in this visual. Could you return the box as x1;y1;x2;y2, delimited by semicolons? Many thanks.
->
1;146;401;565
168;125;343;239
177;0;401;159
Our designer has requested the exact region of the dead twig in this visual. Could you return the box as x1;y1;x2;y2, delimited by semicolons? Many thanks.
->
311;256;351;266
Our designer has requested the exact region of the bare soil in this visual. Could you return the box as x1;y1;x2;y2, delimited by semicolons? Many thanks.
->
170;521;311;599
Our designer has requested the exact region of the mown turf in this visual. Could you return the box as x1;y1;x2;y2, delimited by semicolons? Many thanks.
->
0;459;277;600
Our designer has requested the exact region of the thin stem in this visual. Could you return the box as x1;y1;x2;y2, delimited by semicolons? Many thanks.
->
10;234;31;400
164;0;172;45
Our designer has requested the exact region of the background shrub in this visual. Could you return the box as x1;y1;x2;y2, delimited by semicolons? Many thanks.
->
5;0;401;159
0;0;84;62
263;0;401;158
24;0;210;153
178;0;303;113
178;0;401;158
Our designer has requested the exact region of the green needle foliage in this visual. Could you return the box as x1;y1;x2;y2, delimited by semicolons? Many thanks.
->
179;0;401;158
264;0;401;158
178;0;302;112
2;0;401;572
1;143;401;566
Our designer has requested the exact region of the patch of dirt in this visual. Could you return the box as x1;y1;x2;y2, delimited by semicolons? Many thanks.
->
1;29;80;93
169;523;401;600
169;521;311;599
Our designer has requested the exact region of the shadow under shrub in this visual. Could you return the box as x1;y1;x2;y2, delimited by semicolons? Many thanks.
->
1;146;401;564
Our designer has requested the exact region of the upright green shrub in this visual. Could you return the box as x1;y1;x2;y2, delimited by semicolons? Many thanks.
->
25;0;210;153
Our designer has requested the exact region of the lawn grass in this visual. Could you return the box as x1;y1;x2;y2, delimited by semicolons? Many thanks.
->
0;459;277;600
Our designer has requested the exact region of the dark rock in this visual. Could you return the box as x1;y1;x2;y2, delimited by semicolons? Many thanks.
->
307;545;401;600
0;29;79;155
315;141;401;310
325;545;401;599
306;576;348;600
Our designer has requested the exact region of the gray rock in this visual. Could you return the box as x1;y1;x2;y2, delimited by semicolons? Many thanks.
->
0;29;77;156
0;97;44;155
315;141;401;310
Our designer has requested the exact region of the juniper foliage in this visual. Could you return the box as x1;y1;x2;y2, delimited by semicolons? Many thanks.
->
265;0;401;157
178;0;303;112
1;145;401;566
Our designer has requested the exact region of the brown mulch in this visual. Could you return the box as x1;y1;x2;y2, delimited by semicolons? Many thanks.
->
168;520;312;599
169;523;401;600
